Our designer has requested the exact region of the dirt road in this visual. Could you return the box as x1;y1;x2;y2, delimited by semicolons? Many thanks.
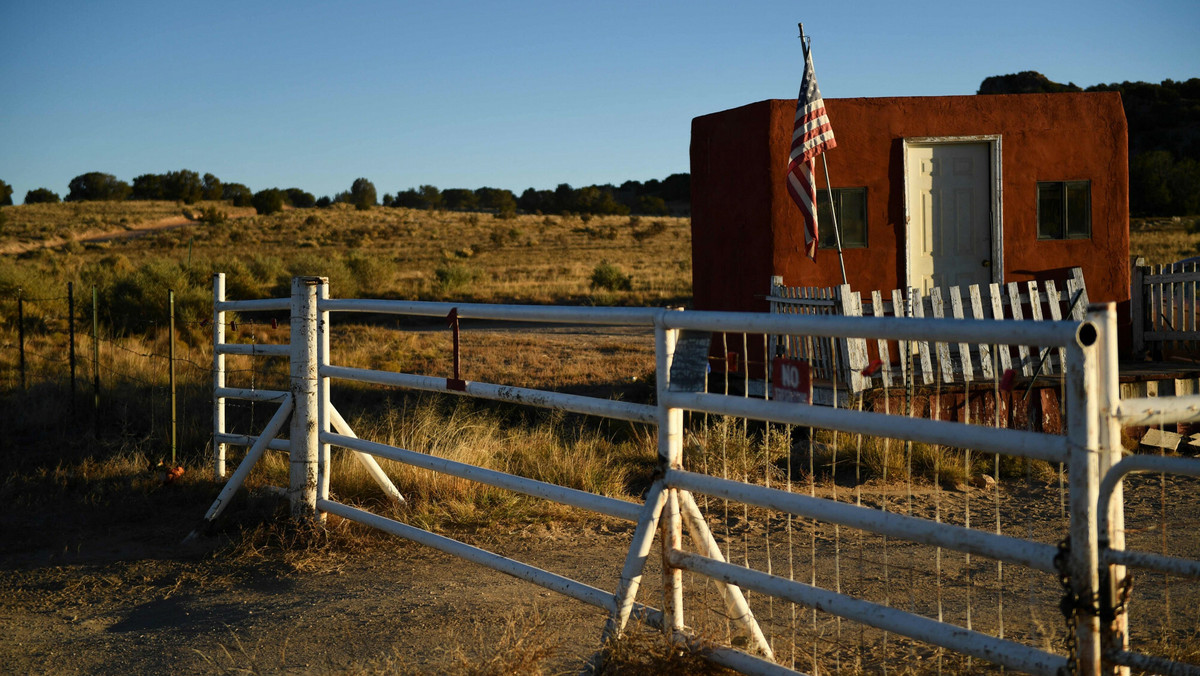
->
0;215;200;256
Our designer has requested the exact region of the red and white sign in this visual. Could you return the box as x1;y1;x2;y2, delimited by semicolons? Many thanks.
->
771;358;812;404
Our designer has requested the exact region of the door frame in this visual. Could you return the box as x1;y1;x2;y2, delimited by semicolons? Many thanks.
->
901;135;1003;292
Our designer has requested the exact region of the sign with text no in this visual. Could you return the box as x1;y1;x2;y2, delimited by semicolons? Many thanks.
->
771;358;812;404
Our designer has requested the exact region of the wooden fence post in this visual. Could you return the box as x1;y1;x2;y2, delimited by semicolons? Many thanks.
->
1130;256;1146;358
836;284;869;392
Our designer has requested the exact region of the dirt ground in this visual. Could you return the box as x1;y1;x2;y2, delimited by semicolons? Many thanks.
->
0;478;654;675
4;457;1199;676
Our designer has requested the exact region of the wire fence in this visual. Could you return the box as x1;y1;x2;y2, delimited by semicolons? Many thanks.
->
7;280;1199;673
673;327;1200;674
0;282;288;464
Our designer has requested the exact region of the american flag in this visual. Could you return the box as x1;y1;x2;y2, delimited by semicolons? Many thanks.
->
786;38;836;260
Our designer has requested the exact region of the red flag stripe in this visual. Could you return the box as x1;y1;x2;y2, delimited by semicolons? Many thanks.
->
785;37;835;262
786;158;819;260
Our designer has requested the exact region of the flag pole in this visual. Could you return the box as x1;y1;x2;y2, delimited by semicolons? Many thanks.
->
799;23;847;285
821;153;848;285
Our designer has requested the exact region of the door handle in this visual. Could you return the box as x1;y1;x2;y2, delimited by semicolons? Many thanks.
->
981;260;991;268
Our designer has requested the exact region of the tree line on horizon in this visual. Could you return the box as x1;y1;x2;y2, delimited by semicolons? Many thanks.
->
0;170;691;218
979;72;1200;216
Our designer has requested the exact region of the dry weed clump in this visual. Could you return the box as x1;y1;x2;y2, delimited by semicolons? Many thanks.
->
596;625;740;675
218;509;383;575
447;607;562;676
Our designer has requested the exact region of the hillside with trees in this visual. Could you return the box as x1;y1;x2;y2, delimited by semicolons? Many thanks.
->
979;72;1200;216
0;169;691;218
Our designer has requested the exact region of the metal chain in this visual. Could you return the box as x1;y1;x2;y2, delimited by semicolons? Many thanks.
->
1053;538;1078;676
1112;571;1134;618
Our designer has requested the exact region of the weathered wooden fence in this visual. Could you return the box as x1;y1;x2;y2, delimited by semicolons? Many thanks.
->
1131;255;1200;358
769;268;1090;393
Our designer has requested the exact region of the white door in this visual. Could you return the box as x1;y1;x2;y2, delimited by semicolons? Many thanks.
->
906;142;993;294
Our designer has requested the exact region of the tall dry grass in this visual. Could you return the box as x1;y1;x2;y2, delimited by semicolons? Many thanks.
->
247;397;653;529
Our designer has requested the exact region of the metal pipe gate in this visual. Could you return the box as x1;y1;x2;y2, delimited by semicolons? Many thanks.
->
197;274;1200;675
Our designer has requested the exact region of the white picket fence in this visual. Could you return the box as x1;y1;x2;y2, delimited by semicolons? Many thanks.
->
1131;256;1200;358
769;268;1090;393
196;273;1200;676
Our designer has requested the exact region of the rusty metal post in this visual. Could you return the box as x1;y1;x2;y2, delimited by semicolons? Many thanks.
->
1091;303;1128;675
68;282;76;412
92;285;99;438
1066;317;1102;675
169;289;177;465
16;290;25;390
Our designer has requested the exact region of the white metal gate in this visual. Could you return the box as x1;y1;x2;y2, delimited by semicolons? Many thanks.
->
197;273;1200;675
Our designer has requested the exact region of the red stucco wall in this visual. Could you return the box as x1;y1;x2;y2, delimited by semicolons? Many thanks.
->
691;93;1130;324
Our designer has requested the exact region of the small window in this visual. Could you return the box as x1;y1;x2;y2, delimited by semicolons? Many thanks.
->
1037;181;1090;239
816;187;868;248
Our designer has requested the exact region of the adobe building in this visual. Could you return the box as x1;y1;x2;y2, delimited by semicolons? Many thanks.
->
690;92;1130;340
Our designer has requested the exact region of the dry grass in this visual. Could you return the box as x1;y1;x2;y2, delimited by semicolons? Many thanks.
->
1;201;691;306
241;397;653;530
1130;216;1200;265
446;607;562;676
322;323;656;393
595;626;740;675
0;200;193;242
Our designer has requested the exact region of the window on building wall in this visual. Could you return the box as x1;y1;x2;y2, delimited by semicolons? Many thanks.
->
816;187;868;248
1037;181;1091;239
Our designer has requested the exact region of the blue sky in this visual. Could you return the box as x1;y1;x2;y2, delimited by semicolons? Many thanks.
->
1;0;1197;202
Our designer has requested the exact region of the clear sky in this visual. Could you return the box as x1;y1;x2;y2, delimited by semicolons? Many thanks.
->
1;0;1197;202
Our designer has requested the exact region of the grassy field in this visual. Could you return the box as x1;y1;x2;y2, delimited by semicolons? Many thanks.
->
3;202;1199;673
0;200;691;307
1130;216;1200;265
0;198;698;519
2;202;1196;493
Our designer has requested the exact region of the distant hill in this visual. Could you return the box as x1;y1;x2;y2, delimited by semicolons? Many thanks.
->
979;71;1200;216
979;71;1086;95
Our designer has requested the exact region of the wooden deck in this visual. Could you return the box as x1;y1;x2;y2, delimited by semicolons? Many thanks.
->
1117;358;1200;398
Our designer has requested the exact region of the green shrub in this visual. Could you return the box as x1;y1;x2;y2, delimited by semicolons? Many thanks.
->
576;224;618;240
277;252;358;298
247;255;287;292
252;188;285;215
349;178;377;211
88;258;210;339
199;206;227;225
346;251;392;297
24;188;60;204
631;219;668;242
590;261;632;291
434;263;478;292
